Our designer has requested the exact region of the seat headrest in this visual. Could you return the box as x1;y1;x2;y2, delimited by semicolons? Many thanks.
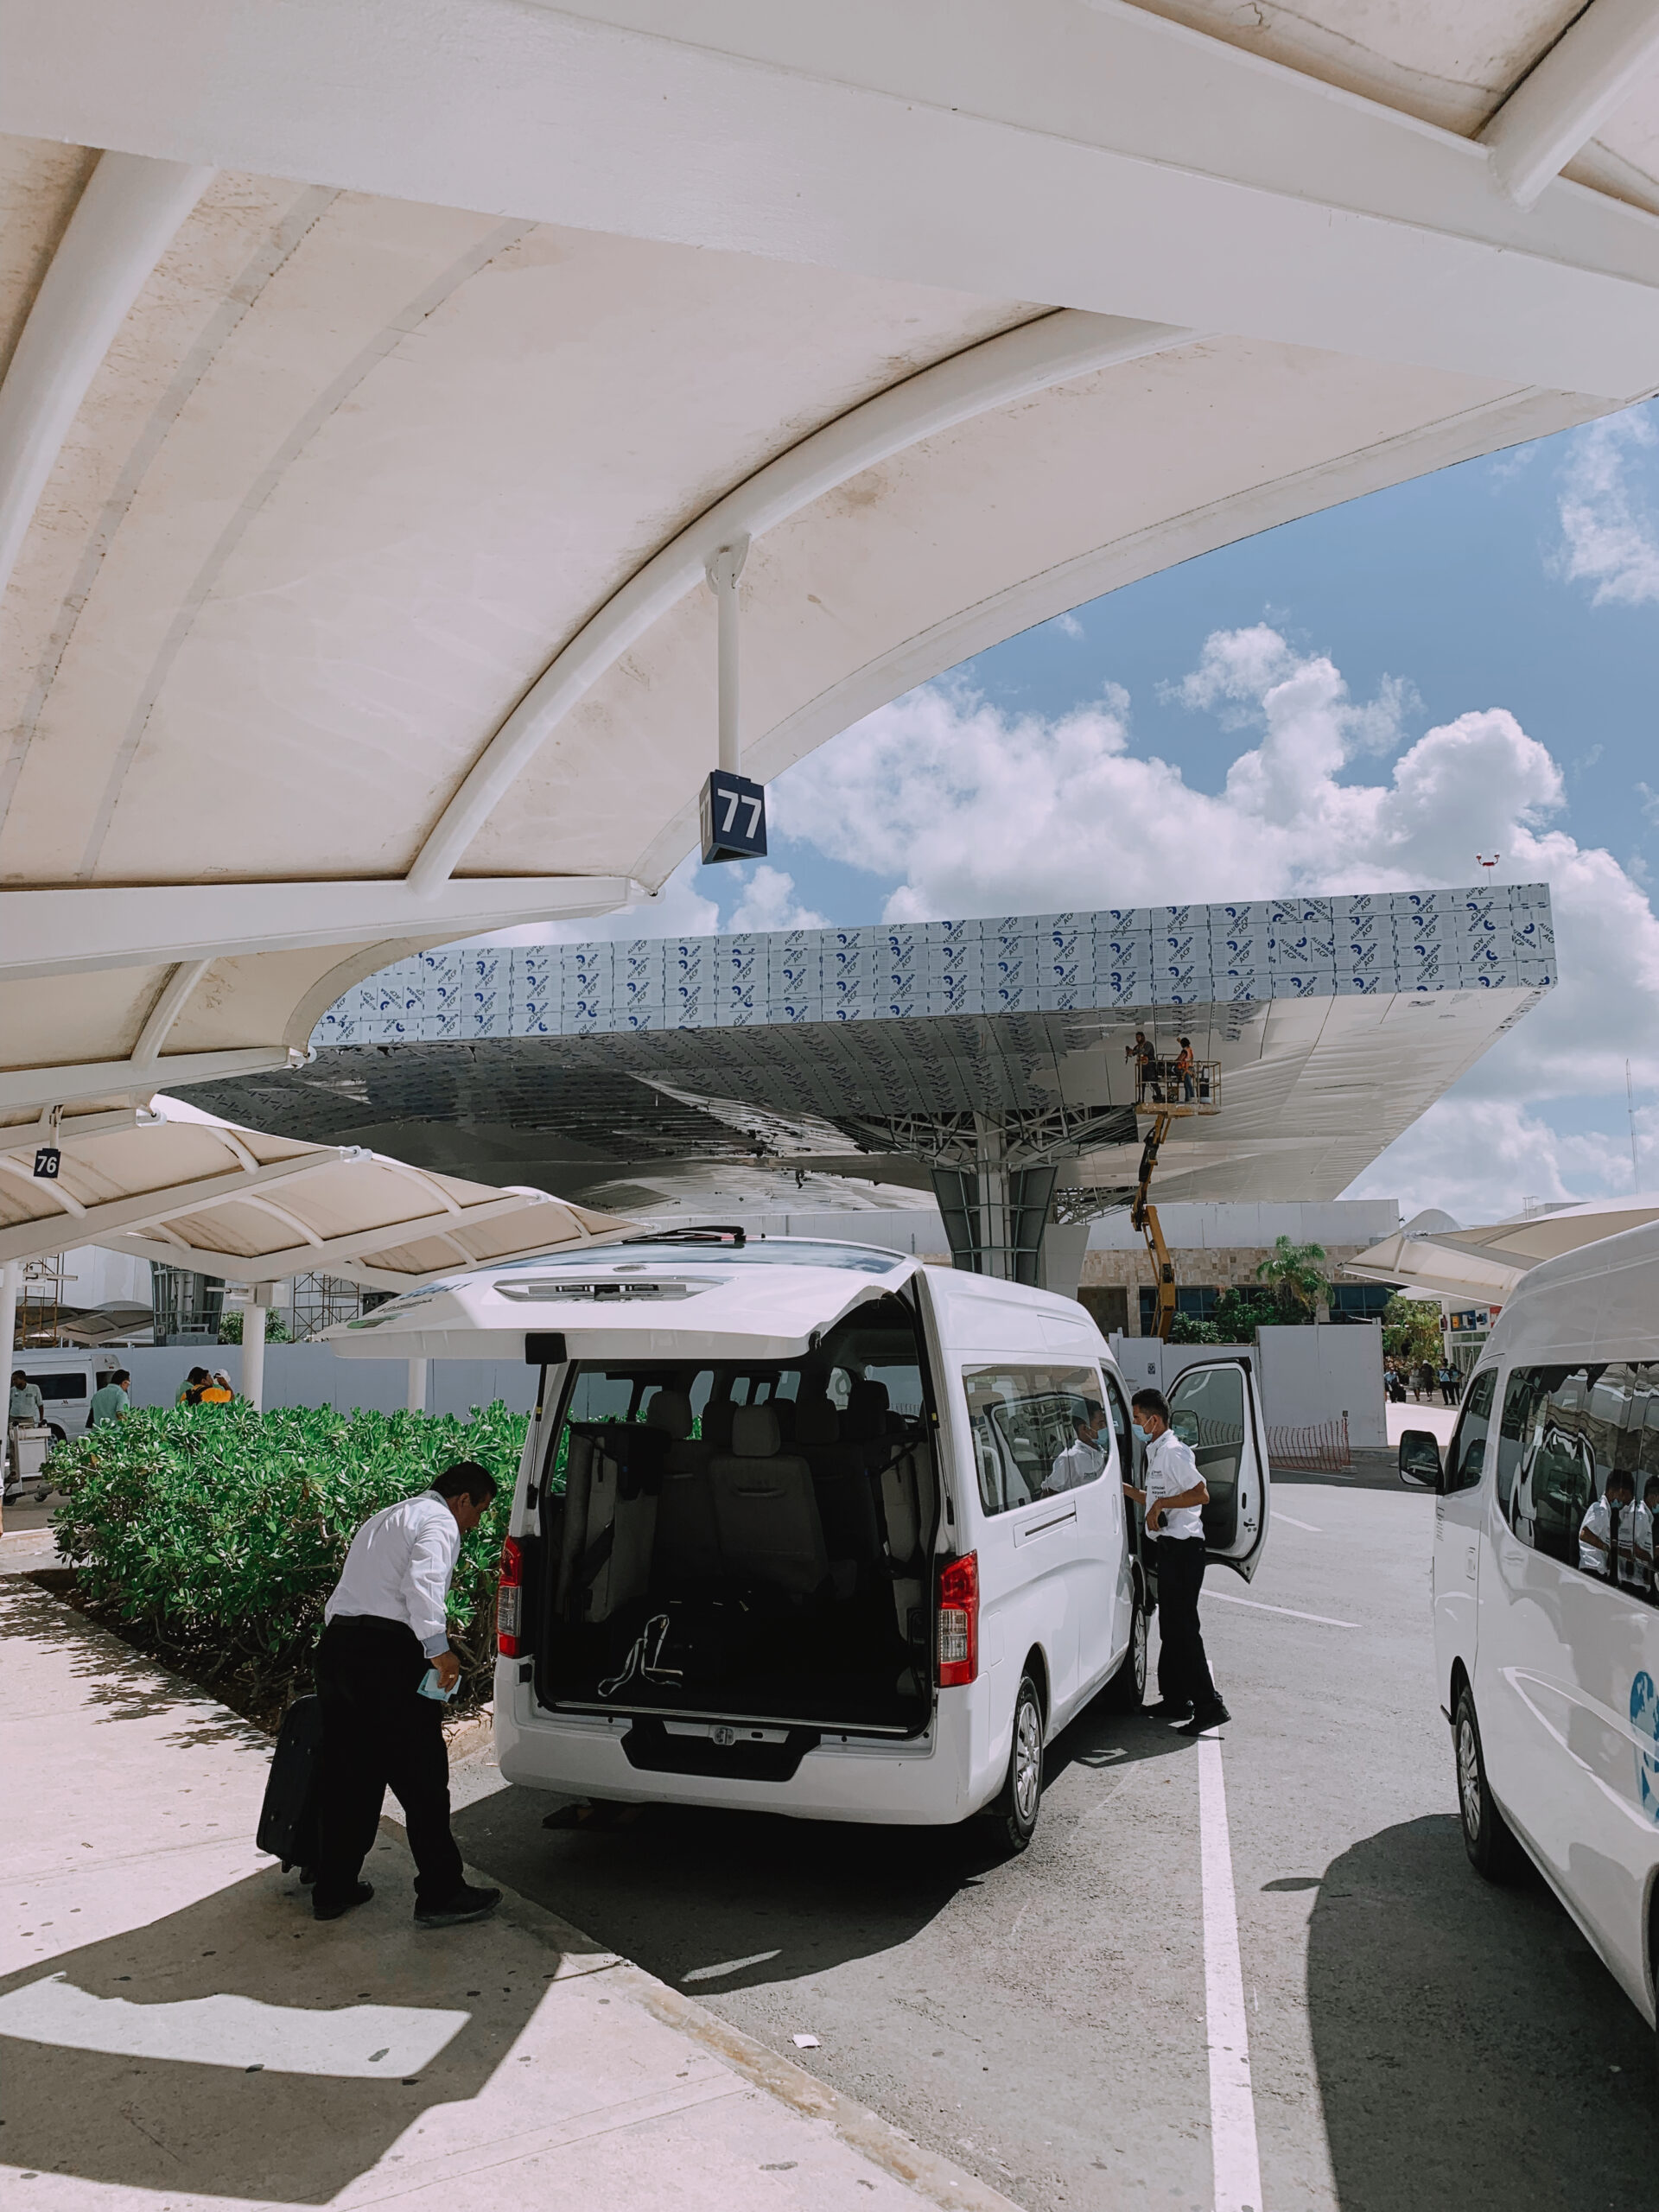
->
796;1395;839;1446
700;1399;734;1452
733;1403;780;1457
645;1389;693;1440
845;1378;891;1440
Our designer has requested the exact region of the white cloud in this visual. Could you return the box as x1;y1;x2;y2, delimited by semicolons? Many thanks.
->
1556;408;1659;607
1345;1100;1647;1225
725;863;825;934
1045;611;1084;640
776;625;1659;1214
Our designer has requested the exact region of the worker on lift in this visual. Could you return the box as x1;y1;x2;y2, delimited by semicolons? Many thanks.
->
1174;1037;1196;1103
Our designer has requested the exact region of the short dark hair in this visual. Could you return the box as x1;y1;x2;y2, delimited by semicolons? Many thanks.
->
1608;1470;1637;1497
187;1366;209;1383
432;1459;498;1505
112;1370;130;1386
1132;1388;1170;1423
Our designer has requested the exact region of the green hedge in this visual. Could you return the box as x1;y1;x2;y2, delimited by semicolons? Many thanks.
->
47;1402;526;1706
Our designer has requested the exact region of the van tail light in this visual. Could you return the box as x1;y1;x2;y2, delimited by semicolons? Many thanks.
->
497;1535;523;1657
937;1551;979;1688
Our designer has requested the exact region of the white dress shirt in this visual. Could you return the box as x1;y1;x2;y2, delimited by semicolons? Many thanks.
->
1047;1436;1107;1493
324;1491;461;1656
1143;1427;1205;1541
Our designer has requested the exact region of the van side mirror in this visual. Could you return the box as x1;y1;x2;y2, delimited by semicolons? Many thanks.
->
1398;1430;1443;1491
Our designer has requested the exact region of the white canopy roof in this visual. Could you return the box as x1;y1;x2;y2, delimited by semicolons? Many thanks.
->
1344;1195;1659;1306
0;1098;633;1291
3;2;1658;1116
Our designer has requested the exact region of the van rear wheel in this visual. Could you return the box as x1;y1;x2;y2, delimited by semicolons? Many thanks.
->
1455;1687;1521;1882
988;1675;1045;1853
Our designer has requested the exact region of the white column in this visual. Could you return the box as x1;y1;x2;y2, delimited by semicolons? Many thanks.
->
705;537;748;774
0;1258;19;1484
241;1285;272;1412
406;1357;429;1415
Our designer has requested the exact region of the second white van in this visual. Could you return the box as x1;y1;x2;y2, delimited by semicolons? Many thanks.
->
1402;1215;1659;2023
337;1230;1273;1846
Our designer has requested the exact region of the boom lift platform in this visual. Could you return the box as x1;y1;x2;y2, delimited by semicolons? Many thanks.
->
1130;1053;1222;1343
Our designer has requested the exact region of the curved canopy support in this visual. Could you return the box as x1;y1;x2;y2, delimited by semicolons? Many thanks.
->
0;149;213;606
405;308;1196;896
1482;0;1659;209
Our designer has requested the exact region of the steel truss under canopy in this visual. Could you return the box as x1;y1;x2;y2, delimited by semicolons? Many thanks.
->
183;884;1556;1286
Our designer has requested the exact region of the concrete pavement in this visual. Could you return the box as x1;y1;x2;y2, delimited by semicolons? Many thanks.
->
0;1570;1015;2212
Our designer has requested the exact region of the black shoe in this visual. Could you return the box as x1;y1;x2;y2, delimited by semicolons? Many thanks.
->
1144;1701;1193;1722
313;1881;373;1922
1176;1705;1232;1737
414;1883;501;1929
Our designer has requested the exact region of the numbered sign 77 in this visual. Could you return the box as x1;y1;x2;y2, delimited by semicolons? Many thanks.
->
700;771;767;864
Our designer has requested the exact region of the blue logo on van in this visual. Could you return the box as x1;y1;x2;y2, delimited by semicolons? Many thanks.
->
1630;1671;1659;1822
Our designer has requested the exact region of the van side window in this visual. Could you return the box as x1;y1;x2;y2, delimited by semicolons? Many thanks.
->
963;1365;1108;1516
1506;1361;1659;1597
1444;1369;1496;1494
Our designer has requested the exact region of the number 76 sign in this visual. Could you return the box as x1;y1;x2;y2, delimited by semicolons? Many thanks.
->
700;771;768;864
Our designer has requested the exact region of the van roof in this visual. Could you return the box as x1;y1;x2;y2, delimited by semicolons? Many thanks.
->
327;1236;923;1362
324;1235;1109;1363
1487;1216;1659;1368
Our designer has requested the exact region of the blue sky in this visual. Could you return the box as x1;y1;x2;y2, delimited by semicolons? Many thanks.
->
524;401;1659;1224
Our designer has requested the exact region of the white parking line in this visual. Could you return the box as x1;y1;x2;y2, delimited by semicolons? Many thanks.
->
1273;1511;1320;1533
1198;1736;1262;2212
1210;1590;1358;1629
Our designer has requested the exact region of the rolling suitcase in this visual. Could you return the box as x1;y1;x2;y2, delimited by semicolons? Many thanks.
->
257;1693;322;1872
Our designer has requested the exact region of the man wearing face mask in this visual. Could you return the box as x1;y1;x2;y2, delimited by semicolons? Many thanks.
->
1123;1388;1231;1736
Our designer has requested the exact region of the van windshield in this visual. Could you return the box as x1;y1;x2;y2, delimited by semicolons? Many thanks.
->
533;1292;938;1734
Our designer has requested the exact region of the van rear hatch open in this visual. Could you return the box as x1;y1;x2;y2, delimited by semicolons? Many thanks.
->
329;1237;944;1745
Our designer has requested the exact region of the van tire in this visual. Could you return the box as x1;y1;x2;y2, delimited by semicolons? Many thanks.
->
1454;1687;1521;1882
1100;1592;1147;1713
988;1675;1045;1853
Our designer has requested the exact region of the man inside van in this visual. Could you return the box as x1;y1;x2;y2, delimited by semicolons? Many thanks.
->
1047;1404;1109;1493
1125;1388;1230;1735
1579;1470;1636;1583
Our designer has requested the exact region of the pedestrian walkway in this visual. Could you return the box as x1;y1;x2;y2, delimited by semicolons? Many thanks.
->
0;1571;1014;2212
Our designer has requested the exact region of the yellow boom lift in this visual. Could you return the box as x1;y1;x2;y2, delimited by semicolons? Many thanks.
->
1129;1052;1222;1343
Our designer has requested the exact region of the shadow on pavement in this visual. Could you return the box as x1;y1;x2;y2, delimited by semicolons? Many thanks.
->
1307;1815;1654;2211
453;1682;1191;1999
6;1578;270;1753
0;1843;555;2201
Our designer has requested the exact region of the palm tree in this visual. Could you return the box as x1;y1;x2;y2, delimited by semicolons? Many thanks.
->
1255;1234;1329;1319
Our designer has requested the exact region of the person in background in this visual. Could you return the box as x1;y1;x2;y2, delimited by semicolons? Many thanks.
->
176;1366;210;1406
1439;1364;1458;1406
1579;1470;1636;1583
87;1370;130;1426
1127;1029;1157;1094
198;1370;234;1405
1174;1036;1196;1103
10;1370;44;1427
1123;1387;1230;1736
311;1460;503;1929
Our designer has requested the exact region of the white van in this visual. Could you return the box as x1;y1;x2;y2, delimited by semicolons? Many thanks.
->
9;1351;112;1443
337;1231;1272;1845
1400;1217;1659;2021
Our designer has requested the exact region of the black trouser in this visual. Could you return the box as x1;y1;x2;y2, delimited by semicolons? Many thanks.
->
313;1616;464;1911
1156;1535;1221;1716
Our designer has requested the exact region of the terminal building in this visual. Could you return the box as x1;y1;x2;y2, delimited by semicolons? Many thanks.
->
187;880;1553;1299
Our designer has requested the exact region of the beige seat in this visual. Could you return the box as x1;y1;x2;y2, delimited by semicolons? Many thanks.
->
649;1388;723;1580
709;1402;829;1595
